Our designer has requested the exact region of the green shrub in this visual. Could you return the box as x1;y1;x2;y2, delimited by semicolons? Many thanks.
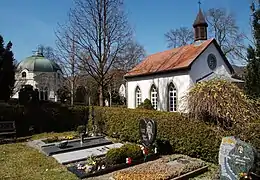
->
43;136;59;143
137;99;154;110
121;143;143;160
105;143;143;165
0;103;90;136
184;79;258;129
77;125;86;134
239;122;260;152
105;147;126;165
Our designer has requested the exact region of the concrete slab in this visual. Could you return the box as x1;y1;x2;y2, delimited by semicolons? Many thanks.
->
53;143;123;164
41;136;112;156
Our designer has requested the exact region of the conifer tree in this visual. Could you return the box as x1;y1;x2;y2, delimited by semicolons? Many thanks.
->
0;35;15;101
245;2;260;98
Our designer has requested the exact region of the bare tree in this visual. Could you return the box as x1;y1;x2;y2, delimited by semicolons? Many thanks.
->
165;27;194;48
55;25;80;106
164;8;246;63
58;0;133;106
206;8;246;63
38;45;58;63
114;40;145;71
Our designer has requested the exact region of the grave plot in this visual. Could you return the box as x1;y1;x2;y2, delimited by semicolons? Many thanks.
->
54;142;123;164
29;135;123;165
66;143;159;179
28;108;125;165
113;154;208;180
66;118;160;179
41;136;113;156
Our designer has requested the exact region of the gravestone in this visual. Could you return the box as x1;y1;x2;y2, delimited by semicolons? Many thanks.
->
139;118;157;147
219;136;257;180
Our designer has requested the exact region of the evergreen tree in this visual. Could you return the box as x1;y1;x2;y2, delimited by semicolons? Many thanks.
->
245;2;260;98
0;35;15;101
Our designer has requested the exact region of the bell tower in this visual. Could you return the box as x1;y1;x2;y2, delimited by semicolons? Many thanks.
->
193;1;208;42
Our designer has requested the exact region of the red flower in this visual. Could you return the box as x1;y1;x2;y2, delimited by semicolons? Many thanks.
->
143;148;149;155
126;157;132;164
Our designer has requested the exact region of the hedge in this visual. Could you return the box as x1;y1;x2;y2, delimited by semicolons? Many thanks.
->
0;103;258;164
0;103;89;136
92;107;233;163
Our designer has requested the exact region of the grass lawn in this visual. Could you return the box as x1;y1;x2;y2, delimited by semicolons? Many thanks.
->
0;131;78;180
0;131;219;180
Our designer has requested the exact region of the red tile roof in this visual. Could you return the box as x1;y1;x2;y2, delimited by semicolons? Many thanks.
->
125;38;215;77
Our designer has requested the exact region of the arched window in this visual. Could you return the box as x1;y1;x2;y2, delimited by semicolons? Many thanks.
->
150;85;158;110
44;87;48;100
135;86;142;107
39;87;48;100
21;72;26;78
40;88;44;100
168;83;177;112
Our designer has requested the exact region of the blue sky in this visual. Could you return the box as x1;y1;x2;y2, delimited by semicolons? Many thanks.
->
0;0;252;62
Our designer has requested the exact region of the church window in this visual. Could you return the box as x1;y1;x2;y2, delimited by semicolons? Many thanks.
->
135;86;142;107
22;72;26;78
40;89;44;100
200;27;205;38
39;87;48;101
168;83;177;112
195;27;199;39
44;87;48;100
150;85;158;110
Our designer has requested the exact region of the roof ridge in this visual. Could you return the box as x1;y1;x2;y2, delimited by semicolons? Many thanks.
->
125;39;215;77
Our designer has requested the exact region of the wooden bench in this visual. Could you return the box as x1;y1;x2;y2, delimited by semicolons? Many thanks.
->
0;121;16;138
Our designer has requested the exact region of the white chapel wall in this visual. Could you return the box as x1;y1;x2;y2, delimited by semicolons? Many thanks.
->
189;43;232;84
126;71;191;112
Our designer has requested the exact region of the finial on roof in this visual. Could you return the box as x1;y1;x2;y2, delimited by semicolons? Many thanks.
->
33;46;44;57
198;0;201;10
193;1;208;42
193;8;207;27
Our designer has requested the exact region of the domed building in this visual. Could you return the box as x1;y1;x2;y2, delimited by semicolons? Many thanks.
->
12;50;63;102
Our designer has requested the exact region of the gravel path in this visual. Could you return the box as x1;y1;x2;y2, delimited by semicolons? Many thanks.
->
84;172;114;180
83;155;208;180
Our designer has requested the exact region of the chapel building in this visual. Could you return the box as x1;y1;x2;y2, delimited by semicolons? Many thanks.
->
124;7;242;112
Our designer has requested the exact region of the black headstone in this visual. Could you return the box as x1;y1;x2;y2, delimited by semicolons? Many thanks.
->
139;118;157;147
219;136;257;180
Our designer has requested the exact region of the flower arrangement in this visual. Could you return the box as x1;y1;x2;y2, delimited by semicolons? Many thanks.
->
126;157;132;164
239;172;252;180
139;145;158;161
65;135;75;140
76;156;108;173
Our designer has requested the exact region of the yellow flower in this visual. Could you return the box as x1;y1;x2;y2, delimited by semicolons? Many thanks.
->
65;135;74;140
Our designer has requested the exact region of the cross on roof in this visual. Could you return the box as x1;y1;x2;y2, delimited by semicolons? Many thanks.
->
198;0;201;9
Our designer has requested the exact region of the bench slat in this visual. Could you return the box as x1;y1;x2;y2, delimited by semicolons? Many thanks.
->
0;131;16;135
0;121;16;137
